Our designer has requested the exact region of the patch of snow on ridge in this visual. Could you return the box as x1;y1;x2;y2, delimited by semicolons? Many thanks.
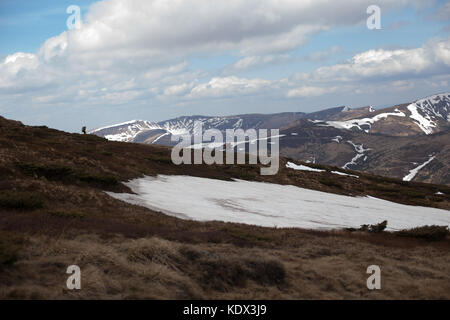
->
331;171;359;178
403;156;435;182
321;109;406;133
331;136;342;143
103;120;160;142
286;162;325;172
89;120;141;133
188;134;285;150
151;132;170;144
105;175;450;230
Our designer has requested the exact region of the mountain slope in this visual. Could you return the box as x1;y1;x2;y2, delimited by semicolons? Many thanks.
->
90;93;450;141
280;122;450;185
89;93;450;184
89;112;306;144
319;93;450;136
1;116;449;299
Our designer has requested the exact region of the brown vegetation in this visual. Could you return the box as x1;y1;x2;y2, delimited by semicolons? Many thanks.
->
0;116;449;299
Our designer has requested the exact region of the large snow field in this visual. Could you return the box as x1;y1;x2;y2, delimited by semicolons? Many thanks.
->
106;175;450;231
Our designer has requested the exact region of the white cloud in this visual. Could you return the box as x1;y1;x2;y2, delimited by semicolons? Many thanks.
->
2;52;38;75
0;0;445;131
39;33;68;62
303;46;341;62
287;86;337;98
163;82;195;96
189;76;271;98
229;54;290;71
312;38;450;81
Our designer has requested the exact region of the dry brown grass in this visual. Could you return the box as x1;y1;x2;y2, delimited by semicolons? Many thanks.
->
0;233;449;299
0;116;449;299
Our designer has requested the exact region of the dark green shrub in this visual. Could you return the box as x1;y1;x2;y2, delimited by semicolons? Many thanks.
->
179;246;202;261
47;210;85;219
200;259;247;290
0;191;44;210
199;257;285;291
398;189;427;199
395;225;449;241
0;238;18;270
77;174;118;186
17;163;73;179
147;156;173;164
348;220;388;233
245;259;286;285
368;184;398;193
318;177;341;188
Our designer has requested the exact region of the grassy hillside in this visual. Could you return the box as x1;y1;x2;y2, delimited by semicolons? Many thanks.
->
0;116;449;299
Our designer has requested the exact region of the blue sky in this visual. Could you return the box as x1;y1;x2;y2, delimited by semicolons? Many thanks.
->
0;0;449;132
0;0;94;56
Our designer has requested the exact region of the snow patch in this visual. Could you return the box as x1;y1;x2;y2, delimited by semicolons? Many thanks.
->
322;109;406;133
90;120;141;133
151;132;170;144
407;104;436;135
403;156;435;182
286;162;325;172
331;171;359;178
106;175;450;230
331;136;342;143
343;141;370;169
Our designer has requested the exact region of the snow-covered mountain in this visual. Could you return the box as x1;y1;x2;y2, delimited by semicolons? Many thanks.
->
89;93;450;185
90;93;450;142
89;116;250;143
316;93;450;135
89;113;305;144
89;120;161;142
405;93;450;134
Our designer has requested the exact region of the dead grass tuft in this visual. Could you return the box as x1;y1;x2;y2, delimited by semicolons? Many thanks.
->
395;225;449;241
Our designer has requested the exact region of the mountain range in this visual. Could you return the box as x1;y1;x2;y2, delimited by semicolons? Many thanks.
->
1;112;449;299
90;93;450;185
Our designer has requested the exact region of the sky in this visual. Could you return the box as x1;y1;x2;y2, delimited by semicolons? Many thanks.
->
0;0;449;132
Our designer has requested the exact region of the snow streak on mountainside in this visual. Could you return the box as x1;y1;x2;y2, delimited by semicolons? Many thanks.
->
106;175;450;230
343;141;370;170
322;109;406;133
403;155;436;182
